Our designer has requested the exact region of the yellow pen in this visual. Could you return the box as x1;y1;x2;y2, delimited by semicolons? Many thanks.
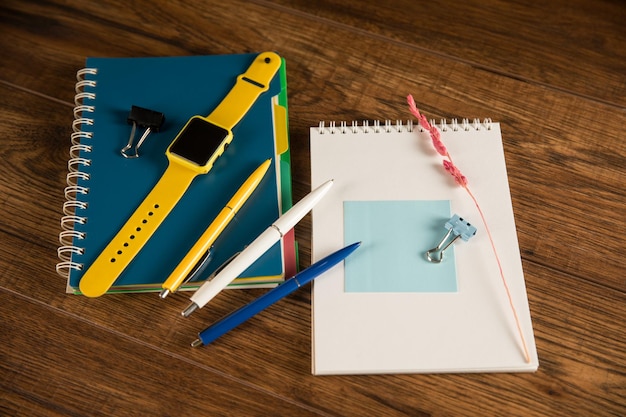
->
159;159;272;298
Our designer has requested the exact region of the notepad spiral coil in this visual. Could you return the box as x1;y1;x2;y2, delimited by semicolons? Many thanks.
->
56;68;98;278
316;118;492;135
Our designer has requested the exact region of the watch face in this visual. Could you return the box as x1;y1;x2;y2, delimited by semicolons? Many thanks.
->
169;117;230;166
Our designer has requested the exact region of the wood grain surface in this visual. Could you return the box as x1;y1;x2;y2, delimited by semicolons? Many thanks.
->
1;1;624;416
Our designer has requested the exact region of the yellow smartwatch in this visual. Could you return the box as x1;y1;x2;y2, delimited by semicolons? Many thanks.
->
79;51;282;297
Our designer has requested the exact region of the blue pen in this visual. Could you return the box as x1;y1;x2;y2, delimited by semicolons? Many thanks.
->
190;241;361;347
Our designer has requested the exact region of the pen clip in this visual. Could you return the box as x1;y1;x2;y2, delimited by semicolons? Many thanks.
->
205;250;241;281
181;247;214;285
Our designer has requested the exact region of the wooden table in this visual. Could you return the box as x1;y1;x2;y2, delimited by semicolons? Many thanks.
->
1;1;624;415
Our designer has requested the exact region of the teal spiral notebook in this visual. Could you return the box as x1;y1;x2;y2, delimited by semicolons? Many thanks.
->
57;53;294;294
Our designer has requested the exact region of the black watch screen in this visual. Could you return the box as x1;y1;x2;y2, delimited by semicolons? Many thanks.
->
169;116;230;166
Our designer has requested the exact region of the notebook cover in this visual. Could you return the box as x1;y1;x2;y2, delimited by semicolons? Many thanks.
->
63;53;291;293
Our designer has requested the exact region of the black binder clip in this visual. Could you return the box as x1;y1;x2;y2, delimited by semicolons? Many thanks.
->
121;105;165;158
426;214;477;263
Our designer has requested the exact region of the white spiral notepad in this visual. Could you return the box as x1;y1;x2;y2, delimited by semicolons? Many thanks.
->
310;119;538;375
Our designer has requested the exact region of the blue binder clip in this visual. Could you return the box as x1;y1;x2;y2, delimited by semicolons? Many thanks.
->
426;214;477;263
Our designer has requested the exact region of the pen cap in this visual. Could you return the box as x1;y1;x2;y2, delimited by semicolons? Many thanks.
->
295;241;361;286
273;179;333;232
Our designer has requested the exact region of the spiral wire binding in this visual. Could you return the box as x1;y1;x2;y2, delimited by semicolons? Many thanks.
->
56;68;97;277
317;118;491;135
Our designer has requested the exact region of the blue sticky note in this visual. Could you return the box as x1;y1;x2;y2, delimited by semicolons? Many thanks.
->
343;200;457;293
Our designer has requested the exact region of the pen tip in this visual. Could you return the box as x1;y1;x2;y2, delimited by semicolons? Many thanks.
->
191;339;203;348
182;302;198;317
159;288;170;299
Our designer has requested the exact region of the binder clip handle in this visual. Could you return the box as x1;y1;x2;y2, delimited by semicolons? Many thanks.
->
426;214;477;263
121;105;165;158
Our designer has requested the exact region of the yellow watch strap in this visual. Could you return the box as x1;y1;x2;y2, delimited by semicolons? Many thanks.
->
79;162;197;297
206;51;282;129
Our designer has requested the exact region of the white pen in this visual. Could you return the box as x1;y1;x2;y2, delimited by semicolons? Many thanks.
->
181;179;334;317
